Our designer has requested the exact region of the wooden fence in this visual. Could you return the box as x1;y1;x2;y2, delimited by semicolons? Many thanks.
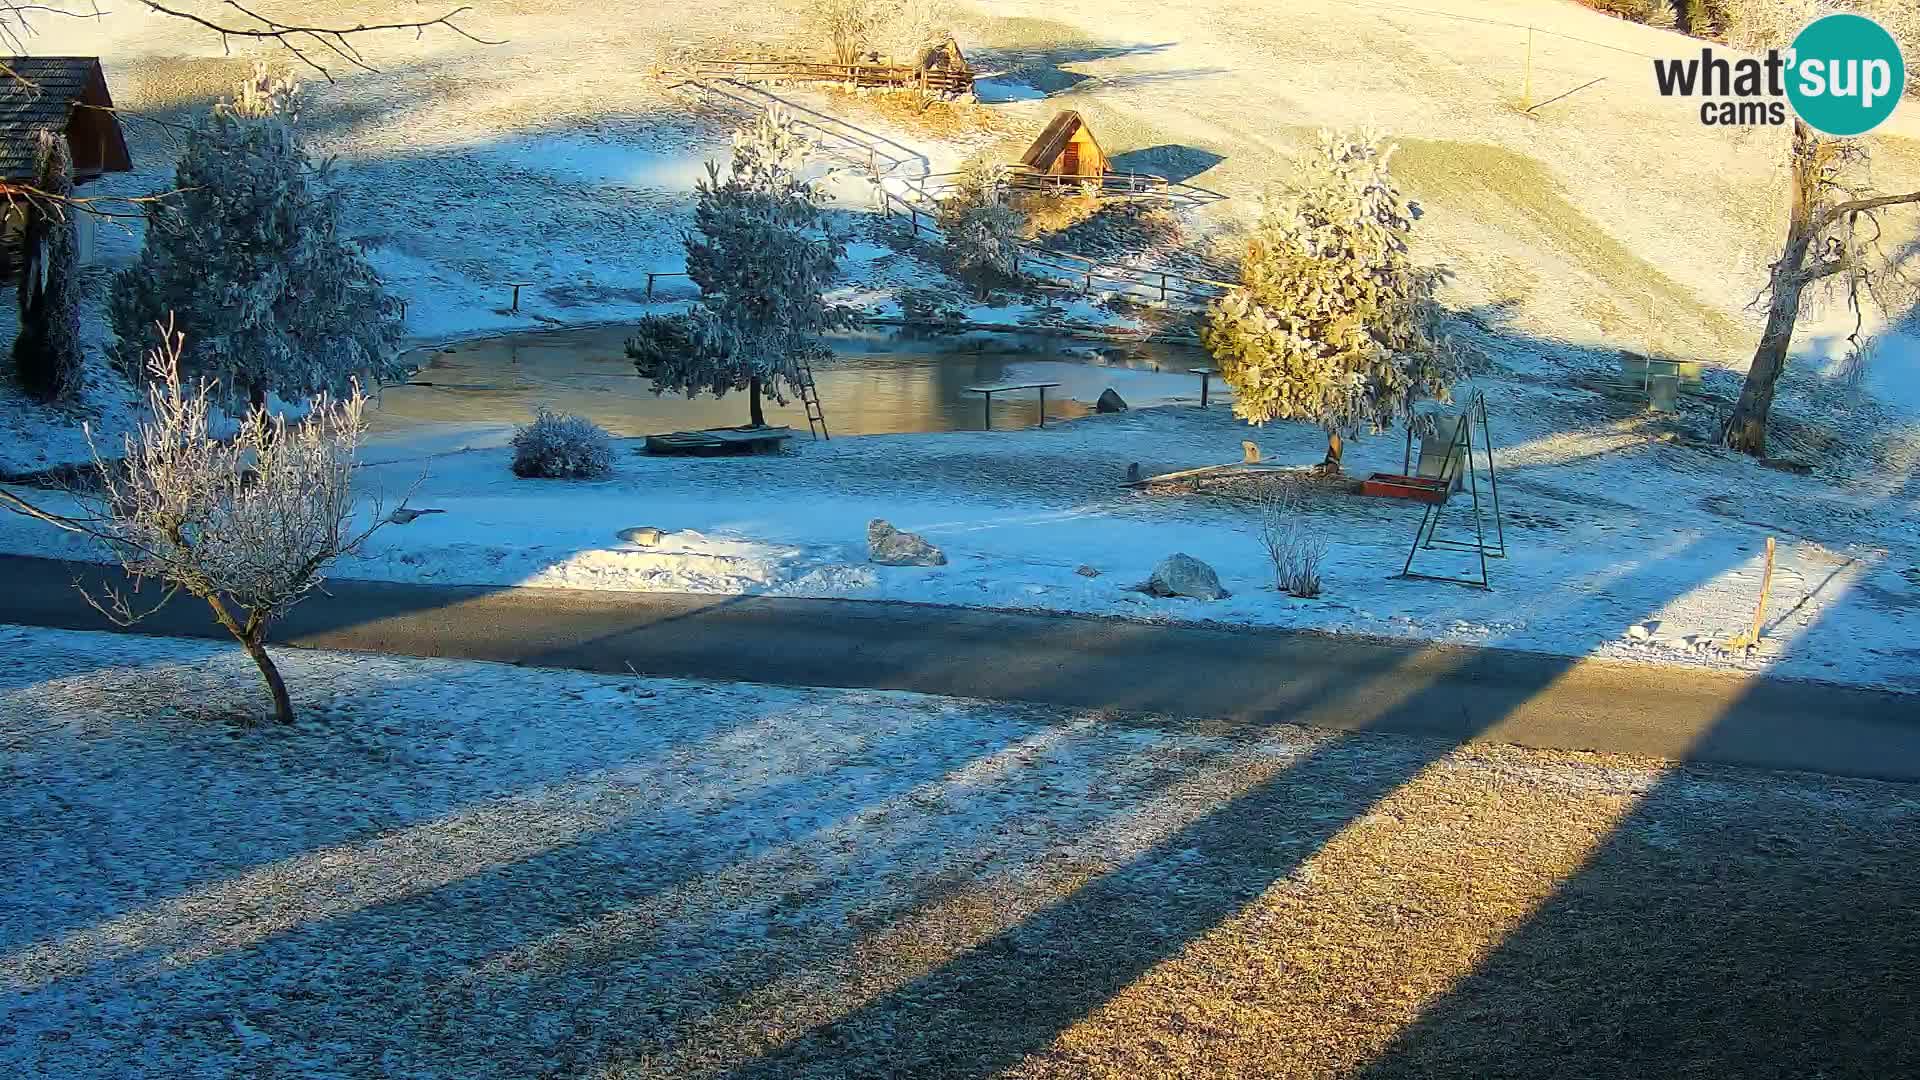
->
874;178;1233;304
690;58;973;95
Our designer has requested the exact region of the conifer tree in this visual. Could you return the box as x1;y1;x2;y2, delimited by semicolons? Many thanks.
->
13;129;83;402
107;64;402;412
1202;129;1461;471
627;107;850;427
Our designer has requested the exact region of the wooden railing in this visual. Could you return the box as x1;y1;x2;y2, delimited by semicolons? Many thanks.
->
874;178;1233;305
690;57;973;94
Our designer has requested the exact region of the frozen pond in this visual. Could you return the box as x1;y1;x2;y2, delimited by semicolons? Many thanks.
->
370;326;1216;439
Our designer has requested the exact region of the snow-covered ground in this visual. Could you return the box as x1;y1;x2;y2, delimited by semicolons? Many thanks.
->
4;624;1916;1078
8;347;1917;689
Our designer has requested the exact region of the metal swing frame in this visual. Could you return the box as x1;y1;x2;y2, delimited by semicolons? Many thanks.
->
1399;390;1506;589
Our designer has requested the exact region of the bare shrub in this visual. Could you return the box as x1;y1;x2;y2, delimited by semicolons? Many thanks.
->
1572;0;1678;26
511;407;614;479
1135;204;1188;247
80;318;400;725
1257;486;1329;598
1014;185;1102;239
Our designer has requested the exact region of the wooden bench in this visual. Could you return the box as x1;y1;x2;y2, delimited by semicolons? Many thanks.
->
965;381;1061;430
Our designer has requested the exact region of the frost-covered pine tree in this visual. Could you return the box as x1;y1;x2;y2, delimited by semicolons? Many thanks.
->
936;156;1023;299
1202;128;1461;472
626;107;851;427
107;64;402;412
13;129;84;403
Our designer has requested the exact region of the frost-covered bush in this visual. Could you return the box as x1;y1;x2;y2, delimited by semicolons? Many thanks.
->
511;407;614;479
1202;128;1463;472
108;63;402;411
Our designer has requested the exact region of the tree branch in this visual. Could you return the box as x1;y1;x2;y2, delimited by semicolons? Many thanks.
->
134;1;504;80
1815;190;1920;230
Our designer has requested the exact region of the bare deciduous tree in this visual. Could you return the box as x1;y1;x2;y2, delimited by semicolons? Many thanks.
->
1725;122;1920;452
1716;2;1920;453
78;319;402;724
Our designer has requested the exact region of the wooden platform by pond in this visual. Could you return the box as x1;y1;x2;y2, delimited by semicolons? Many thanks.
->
644;425;795;457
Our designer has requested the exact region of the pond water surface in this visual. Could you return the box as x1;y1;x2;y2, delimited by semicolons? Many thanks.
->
370;326;1214;438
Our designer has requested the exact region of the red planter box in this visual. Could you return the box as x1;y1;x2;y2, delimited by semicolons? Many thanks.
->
1359;473;1450;504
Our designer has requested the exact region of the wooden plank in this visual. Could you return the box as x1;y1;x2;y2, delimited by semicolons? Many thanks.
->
965;382;1061;394
1123;461;1292;489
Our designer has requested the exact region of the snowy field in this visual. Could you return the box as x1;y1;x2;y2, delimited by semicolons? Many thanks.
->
0;0;1917;688
9;350;1918;690
3;624;1915;1078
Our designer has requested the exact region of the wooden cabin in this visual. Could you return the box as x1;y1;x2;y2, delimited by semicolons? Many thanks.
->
913;36;968;75
1018;110;1108;181
0;57;133;276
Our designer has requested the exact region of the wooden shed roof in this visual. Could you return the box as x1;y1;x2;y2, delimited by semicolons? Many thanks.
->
0;57;132;181
915;36;968;72
1018;110;1102;170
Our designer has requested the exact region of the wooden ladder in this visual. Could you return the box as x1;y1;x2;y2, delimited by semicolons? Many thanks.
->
796;358;829;440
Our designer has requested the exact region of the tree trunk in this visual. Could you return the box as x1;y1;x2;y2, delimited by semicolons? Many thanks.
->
748;375;766;428
1725;120;1820;457
204;596;294;724
1724;276;1806;455
244;635;296;725
1322;430;1344;473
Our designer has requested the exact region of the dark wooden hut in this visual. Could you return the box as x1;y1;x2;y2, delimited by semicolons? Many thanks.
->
1017;110;1108;180
0;57;132;185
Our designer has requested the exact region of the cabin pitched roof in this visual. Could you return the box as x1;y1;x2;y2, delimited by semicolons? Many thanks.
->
0;57;132;181
1018;110;1101;171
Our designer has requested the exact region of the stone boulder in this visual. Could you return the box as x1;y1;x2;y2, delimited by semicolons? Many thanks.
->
868;519;947;566
1096;388;1129;413
617;526;666;546
1146;553;1228;600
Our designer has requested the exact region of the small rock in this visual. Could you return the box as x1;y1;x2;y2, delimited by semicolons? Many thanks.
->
867;518;947;566
1075;564;1101;578
617;526;666;546
1096;388;1129;413
386;507;446;525
1145;553;1229;600
1625;623;1653;641
1242;441;1261;465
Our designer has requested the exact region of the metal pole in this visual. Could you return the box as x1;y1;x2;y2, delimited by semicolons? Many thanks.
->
983;392;992;431
1523;26;1534;110
1038;386;1046;428
646;273;656;300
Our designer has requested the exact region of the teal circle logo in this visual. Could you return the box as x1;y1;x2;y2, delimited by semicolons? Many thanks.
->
1787;14;1905;137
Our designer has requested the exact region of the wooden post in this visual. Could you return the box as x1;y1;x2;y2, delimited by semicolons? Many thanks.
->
1160;273;1168;303
509;281;533;312
646;273;656;300
1084;264;1093;296
1522;26;1534;110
